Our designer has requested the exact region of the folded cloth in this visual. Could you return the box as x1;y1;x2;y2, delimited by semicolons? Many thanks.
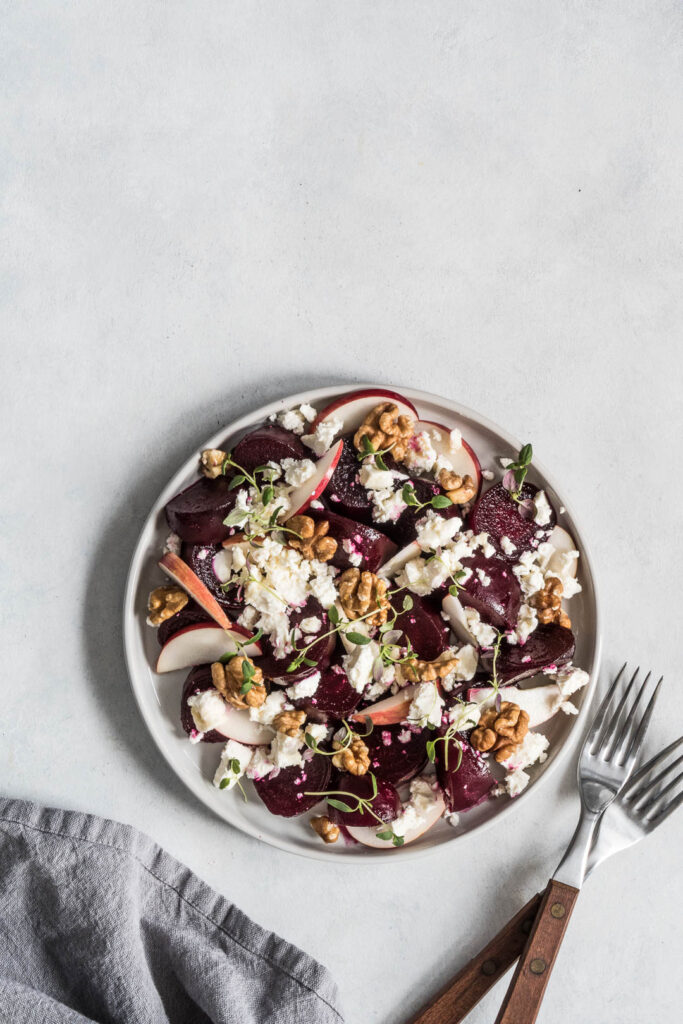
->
0;798;343;1024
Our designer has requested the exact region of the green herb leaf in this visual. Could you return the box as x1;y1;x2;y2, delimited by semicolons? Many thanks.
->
346;632;371;646
402;594;414;612
402;483;417;506
229;758;241;773
425;739;437;763
328;604;340;625
375;829;394;842
375;452;389;472
326;798;355;813
219;651;237;664
261;484;274;507
431;494;453;509
219;778;231;790
302;656;318;667
392;834;405;847
228;474;246;489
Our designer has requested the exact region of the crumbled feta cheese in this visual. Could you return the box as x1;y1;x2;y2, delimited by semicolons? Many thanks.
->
163;532;182;556
499;457;513;468
445;811;460;827
305;722;328;745
299;616;322;633
280;458;316;487
342;538;363;567
507;602;538;645
546;549;582;599
449;429;462;451
415;509;462;551
533;490;553;526
481;469;495;481
402;431;437;474
307;561;338;608
546;663;590;698
245;745;277;780
500;536;516;557
391;777;442;838
187;689;227;733
276;404;317;435
343;641;380;693
475;567;491;587
286;672;321;700
496;730;549;797
213;740;254;790
302;416;343;456
446;700;481;731
441;645;479;689
463;607;497;647
407;681;444;729
270;731;305;769
249;690;287;726
368;487;407;524
359;462;397;491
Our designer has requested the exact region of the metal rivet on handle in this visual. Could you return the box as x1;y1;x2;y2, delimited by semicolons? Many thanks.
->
481;960;497;977
550;902;565;919
530;958;546;975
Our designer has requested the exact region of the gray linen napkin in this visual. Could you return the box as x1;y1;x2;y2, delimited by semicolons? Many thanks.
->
0;798;343;1024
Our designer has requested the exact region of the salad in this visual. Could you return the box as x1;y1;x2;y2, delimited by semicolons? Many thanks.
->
146;387;589;850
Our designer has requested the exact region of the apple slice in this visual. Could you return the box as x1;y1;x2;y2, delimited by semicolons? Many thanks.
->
346;790;445;848
285;439;344;518
158;551;233;630
212;704;274;746
312;388;418;434
466;683;572;727
441;592;477;645
547;525;578;579
156;622;262;674
351;685;418;726
377;540;421;579
415;420;481;492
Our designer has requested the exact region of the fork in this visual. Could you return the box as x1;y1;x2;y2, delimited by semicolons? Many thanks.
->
408;665;663;1024
409;732;682;1024
493;665;660;1023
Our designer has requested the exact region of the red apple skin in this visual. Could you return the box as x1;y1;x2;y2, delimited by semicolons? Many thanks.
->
312;389;418;430
417;419;482;496
158;551;233;631
286;439;344;517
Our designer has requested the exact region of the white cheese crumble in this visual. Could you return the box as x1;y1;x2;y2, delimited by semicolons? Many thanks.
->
275;404;317;435
187;689;227;733
248;690;287;726
286;672;321;700
280;458;316;487
463;607;497;647
441;644;479;689
402;431;437;474
213;740;254;790
302;416;343;456
341;538;363;567
305;722;328;745
500;535;517;557
446;700;481;731
270;731;305;769
407;681;444;729
415;509;462;551
475;567;491;587
390;777;442;839
245;745;277;780
507;602;538;645
342;641;380;693
481;469;495;481
545;663;590;698
359;463;397;491
369;487;408;524
533;490;553;526
495;731;549;797
299;616;322;633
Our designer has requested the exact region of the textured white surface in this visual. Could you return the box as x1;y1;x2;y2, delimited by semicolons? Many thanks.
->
1;3;682;1022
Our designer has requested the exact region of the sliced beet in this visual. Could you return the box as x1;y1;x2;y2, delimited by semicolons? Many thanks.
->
392;477;462;546
253;753;331;818
165;477;238;544
180;666;223;742
157;601;211;646
497;624;575;683
458;551;522;630
469;482;555;558
180;542;244;618
365;724;428;786
309;509;397;573
324;436;375;525
436;736;494;812
326;773;402;827
289;663;362;720
257;599;336;683
231;425;306;474
393;595;449;660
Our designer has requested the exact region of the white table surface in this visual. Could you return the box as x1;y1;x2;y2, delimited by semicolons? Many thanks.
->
2;3;682;1021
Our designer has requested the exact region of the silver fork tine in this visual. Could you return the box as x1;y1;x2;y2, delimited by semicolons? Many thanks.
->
638;770;683;819
609;670;651;762
586;662;627;750
595;665;640;757
622;677;662;766
650;790;683;827
629;752;683;810
622;736;683;801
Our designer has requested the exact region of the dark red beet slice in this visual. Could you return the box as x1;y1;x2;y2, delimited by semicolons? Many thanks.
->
458;551;522;630
157;601;211;646
180;542;245;618
469;482;555;559
326;773;402;827
257;599;336;683
180;666;224;742
393;595;449;660
253;753;331;818
436;736;494;812
496;624;575;683
309;509;397;573
365;724;428;786
231;425;305;474
289;663;362;720
324;436;375;525
392;477;462;546
165;477;237;544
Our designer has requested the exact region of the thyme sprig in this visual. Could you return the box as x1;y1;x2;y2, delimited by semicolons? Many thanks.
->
356;434;397;471
220;453;304;543
304;771;404;847
501;443;533;503
303;717;374;757
218;758;248;801
401;482;453;514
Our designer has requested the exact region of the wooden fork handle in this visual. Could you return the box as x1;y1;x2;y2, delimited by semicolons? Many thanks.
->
494;879;580;1024
408;892;544;1024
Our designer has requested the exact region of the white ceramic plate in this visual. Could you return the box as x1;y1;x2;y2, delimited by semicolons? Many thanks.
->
123;384;601;861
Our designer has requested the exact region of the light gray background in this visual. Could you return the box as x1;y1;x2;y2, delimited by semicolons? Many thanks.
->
2;3;682;1022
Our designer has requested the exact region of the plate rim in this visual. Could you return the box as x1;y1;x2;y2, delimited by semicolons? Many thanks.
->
123;382;602;862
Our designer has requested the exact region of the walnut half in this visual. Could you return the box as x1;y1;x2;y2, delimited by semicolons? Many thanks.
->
211;657;266;710
470;701;529;762
353;402;415;460
310;815;340;844
200;448;228;478
147;586;188;625
338;568;389;628
287;515;337;562
437;468;477;505
403;655;460;683
332;735;370;775
531;577;571;628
